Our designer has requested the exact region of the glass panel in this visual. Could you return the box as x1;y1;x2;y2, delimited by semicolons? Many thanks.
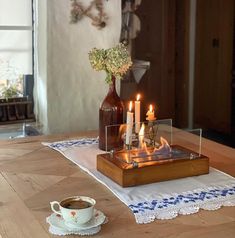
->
0;30;32;75
0;0;32;26
172;128;202;156
105;123;126;152
105;119;172;152
105;121;202;168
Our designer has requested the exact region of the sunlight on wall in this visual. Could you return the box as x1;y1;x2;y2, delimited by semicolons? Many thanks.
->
35;0;121;134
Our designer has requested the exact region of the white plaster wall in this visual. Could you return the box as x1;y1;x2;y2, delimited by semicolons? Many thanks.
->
36;0;121;134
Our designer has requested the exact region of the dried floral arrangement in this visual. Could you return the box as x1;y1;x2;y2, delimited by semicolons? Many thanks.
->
70;0;108;29
89;43;132;84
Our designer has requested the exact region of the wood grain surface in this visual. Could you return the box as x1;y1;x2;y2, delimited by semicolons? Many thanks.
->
0;131;234;238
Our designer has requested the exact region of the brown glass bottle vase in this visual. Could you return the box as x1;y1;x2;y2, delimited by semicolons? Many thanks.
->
99;76;124;151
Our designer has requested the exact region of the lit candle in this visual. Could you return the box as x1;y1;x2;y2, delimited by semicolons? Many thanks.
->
146;104;156;121
126;101;133;145
135;94;141;134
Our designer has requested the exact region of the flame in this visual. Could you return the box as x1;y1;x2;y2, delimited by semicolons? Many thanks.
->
160;137;169;146
136;94;140;101
129;101;133;111
123;152;131;164
138;123;145;148
139;123;145;136
137;136;171;160
153;137;171;154
118;135;172;165
138;123;152;157
149;104;153;112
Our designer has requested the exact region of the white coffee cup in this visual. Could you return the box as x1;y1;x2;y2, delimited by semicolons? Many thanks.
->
50;196;96;225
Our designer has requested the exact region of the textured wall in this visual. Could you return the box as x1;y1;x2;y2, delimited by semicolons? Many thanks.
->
35;0;121;134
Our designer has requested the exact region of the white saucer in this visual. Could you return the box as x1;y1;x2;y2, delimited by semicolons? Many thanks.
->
64;209;106;230
48;225;101;236
47;209;107;233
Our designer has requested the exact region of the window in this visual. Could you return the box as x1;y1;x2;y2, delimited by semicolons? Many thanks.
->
0;0;33;98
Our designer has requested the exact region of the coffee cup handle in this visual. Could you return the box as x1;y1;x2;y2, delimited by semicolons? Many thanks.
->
50;201;62;215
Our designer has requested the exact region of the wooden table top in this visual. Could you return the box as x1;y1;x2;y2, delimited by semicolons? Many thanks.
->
0;131;234;238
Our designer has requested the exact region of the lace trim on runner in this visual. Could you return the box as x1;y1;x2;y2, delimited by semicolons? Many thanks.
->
129;184;235;223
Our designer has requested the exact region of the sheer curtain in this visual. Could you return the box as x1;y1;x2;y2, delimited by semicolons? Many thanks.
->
0;0;33;75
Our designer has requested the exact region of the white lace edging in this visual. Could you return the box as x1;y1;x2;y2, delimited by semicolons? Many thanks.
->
48;225;101;236
134;196;235;224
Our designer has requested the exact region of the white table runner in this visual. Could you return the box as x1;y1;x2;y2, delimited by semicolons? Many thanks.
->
44;138;235;224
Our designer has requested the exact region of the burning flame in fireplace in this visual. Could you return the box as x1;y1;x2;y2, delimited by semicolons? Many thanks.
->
138;123;171;156
153;137;172;155
138;123;145;148
116;124;172;165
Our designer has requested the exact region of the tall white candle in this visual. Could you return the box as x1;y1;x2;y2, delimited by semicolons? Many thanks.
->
126;101;133;145
135;94;141;134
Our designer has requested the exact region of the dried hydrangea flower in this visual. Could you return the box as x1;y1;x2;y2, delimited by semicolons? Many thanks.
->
88;43;132;84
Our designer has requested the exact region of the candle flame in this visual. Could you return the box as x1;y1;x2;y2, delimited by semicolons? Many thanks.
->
149;104;153;112
129;101;133;111
136;94;140;101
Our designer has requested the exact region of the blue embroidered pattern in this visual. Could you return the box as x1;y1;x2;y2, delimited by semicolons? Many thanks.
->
128;186;235;214
49;138;98;151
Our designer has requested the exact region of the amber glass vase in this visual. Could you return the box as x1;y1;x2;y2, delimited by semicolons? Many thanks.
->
99;76;124;151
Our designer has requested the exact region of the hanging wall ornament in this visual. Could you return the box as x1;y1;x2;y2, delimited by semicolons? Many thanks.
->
120;0;141;45
70;0;108;29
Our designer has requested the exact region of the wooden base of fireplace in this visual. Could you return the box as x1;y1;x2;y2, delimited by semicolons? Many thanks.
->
97;146;209;187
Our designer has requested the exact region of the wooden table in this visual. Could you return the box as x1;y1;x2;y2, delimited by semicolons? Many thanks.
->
0;131;235;238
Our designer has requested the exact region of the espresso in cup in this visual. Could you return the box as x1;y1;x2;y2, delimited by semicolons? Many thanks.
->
50;196;96;226
61;199;92;209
